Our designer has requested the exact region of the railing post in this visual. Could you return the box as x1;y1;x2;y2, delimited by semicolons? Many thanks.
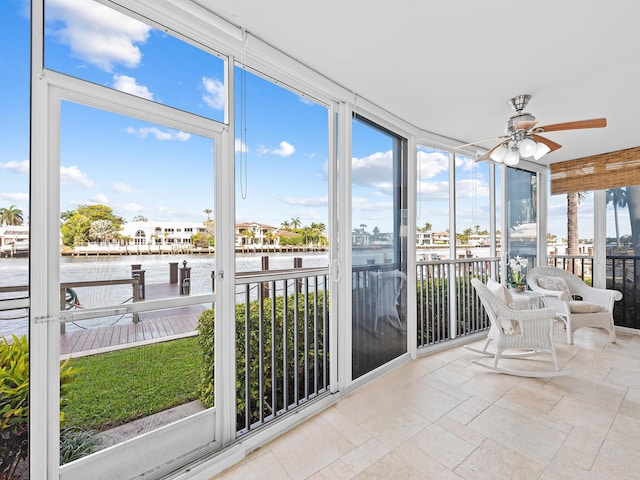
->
169;262;178;284
179;261;191;295
294;257;302;293
261;256;269;298
59;286;66;334
132;277;140;323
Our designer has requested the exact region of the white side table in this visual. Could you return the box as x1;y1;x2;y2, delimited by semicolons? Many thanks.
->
509;290;545;310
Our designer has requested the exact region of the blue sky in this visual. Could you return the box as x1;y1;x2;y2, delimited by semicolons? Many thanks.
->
0;0;627;239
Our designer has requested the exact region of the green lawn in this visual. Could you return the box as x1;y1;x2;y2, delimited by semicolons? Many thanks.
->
62;337;201;431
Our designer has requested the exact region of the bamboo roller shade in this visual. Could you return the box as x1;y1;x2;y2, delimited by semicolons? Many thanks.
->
550;146;640;195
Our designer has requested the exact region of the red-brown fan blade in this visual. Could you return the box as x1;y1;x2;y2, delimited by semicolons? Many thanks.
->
477;142;506;161
531;134;562;153
535;118;607;133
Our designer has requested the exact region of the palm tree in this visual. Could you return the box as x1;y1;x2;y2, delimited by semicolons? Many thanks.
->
280;220;291;230
203;208;213;220
567;192;589;273
290;217;301;229
606;188;627;249
0;205;24;226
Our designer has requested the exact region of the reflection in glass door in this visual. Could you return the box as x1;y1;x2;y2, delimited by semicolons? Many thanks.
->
351;115;407;379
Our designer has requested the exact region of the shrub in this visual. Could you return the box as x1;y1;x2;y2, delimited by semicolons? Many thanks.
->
197;291;328;431
59;427;102;465
1;335;79;479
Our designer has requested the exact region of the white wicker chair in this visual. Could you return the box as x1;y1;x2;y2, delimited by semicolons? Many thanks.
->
526;266;622;345
466;278;569;377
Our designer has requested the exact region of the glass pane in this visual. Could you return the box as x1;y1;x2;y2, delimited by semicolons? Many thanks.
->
416;145;449;261
351;116;407;379
59;102;215;462
0;2;30;478
505;168;537;286
45;0;225;123
232;68;330;433
606;186;637;328
233;67;329;273
455;154;490;259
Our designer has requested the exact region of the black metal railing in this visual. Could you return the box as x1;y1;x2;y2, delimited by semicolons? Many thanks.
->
235;267;330;435
416;257;500;348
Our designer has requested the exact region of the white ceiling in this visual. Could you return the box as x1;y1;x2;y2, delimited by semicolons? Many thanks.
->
194;0;640;165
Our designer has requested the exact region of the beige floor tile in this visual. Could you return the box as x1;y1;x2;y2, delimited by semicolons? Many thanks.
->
619;397;640;420
424;363;474;388
392;441;464;480
318;459;355;480
592;436;640;480
468;403;567;465
545;374;626;411
549;396;616;434
354;451;429;479
563;426;607;458
212;449;291;480
435;415;485;447
409;422;476;469
361;405;430;449
320;405;372;446
340;438;390;474
446;395;491;425
540;455;603;480
499;382;563;415
268;414;356;480
454;438;544;480
394;381;467;421
458;371;522;403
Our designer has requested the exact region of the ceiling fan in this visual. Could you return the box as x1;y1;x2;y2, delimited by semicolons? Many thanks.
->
458;94;606;165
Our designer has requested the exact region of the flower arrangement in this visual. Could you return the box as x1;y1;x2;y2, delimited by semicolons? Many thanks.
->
508;256;529;290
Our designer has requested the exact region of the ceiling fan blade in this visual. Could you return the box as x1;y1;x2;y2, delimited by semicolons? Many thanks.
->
454;135;507;149
514;120;538;131
531;134;562;152
477;142;505;161
535;118;607;133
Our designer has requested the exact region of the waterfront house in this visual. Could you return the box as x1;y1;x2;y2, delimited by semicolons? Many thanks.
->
4;2;640;480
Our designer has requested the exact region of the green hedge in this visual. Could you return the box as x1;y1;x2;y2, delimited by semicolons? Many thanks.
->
197;290;328;431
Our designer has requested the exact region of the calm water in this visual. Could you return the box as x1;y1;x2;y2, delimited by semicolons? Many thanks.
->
0;252;330;337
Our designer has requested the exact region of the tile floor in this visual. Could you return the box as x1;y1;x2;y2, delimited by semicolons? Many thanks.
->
212;325;640;480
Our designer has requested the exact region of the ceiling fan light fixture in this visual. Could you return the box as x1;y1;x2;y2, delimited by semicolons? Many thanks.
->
533;141;551;160
503;147;520;166
489;143;508;163
518;138;537;158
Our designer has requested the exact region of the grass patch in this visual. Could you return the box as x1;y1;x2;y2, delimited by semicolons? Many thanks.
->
62;337;201;431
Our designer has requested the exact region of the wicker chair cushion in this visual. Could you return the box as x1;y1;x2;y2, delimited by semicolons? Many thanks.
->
569;301;605;313
487;279;517;334
536;275;571;296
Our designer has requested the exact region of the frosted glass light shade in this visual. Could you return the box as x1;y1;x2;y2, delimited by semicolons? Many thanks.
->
504;148;520;166
489;144;508;163
533;141;551;160
519;138;537;158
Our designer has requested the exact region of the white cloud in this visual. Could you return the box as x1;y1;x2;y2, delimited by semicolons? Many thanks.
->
417;150;449;180
352;150;394;192
0;192;29;202
273;141;295;157
111;182;142;194
283;196;328;207
90;193;109;203
60;165;94;187
201;76;225;110
46;0;151;72
0;159;29;175
112;75;154;100
126;126;190;141
235;138;248;153
258;141;296;157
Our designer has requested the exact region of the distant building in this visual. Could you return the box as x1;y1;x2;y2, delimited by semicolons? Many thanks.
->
235;222;279;246
120;221;208;245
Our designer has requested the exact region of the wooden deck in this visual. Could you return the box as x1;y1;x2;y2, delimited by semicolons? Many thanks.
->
60;282;207;358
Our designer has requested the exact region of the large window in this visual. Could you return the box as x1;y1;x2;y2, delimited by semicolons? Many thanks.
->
505;168;537;268
0;2;30;479
45;0;226;123
351;115;407;379
455;154;490;259
416;145;449;258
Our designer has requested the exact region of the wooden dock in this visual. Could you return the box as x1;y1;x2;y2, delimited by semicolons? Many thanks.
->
60;282;207;359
